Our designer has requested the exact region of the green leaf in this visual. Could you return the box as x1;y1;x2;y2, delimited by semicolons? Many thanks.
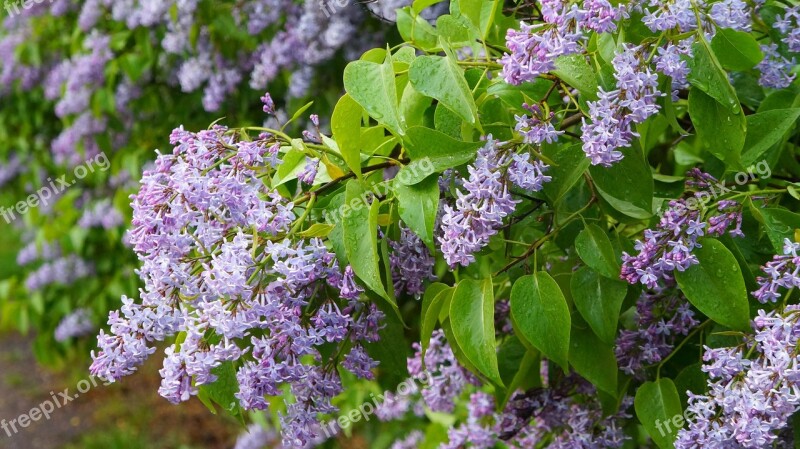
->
197;362;243;418
394;175;440;250
421;284;452;358
674;238;749;331
396;7;440;50
397;126;482;184
409;55;479;125
343;54;404;136
575;224;620;279
331;94;364;179
569;326;618;395
635;379;683;449
400;83;432;129
687;35;742;112
711;28;764;71
570;267;627;344
760;208;800;253
450;278;503;386
553;54;599;100
688;87;746;167
543;143;590;205
342;181;390;302
589;147;654;219
510;272;571;370
742;108;800;166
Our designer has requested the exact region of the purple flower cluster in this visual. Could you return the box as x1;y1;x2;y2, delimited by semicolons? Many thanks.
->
514;103;564;145
621;170;744;289
641;0;701;33
389;430;425;449
90;125;384;446
233;424;278;449
581;45;662;166
757;44;797;89
753;238;800;304
439;138;519;267
655;41;692;101
407;330;480;413
54;308;95;342
775;6;800;53
24;255;94;291
500;0;585;85
508;152;552;191
708;0;752;31
0;153;22;188
389;225;436;297
675;306;800;448
615;290;699;375
78;200;124;229
17;240;60;266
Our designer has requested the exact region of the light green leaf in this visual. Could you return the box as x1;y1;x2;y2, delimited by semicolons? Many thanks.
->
331;94;364;179
409;55;479;125
711;28;764;71
343;54;404;136
553;54;599;100
342;180;390;302
759;208;800;253
421;284;453;359
635;379;683;449
397;126;482;184
742;108;800;166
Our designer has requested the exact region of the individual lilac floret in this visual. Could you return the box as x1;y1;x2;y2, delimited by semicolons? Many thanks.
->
675;305;800;448
514;103;564;145
54;308;95;342
439;138;519;267
753;238;800;303
261;92;276;114
389;225;436;297
757;44;796;89
621;170;744;289
615;290;699;376
499;1;585;85
708;0;752;31
775;6;800;53
581;45;662;166
508;153;552;192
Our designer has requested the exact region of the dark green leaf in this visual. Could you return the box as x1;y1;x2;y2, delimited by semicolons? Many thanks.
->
450;278;503;385
394;175;440;250
760;208;800;253
688;87;746;166
675;238;749;331
742;108;800;166
421;284;452;358
553;54;599;100
570;267;627;344
510;272;571;370
569;326;618;395
589;147;654;219
575;224;621;279
711;28;764;71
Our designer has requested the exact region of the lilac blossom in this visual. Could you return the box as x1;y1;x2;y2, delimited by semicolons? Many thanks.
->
775;6;800;53
581;45;662;166
514;103;564;145
508;152;552;191
500;1;585;85
439;138;519;267
390;430;425;449
615;290;699;376
54;308;95;342
655;41;692;100
708;0;752;31
753;238;800;304
78;200;124;229
675;306;800;448
757;43;797;89
389;225;436;297
233;424;278;449
621;170;744;289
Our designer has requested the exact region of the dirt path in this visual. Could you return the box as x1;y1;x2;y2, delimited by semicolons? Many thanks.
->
0;333;95;449
0;332;238;449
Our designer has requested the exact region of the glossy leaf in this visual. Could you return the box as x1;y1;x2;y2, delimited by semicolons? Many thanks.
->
570;267;627;344
635;379;683;449
575;224;620;279
450;278;503;386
